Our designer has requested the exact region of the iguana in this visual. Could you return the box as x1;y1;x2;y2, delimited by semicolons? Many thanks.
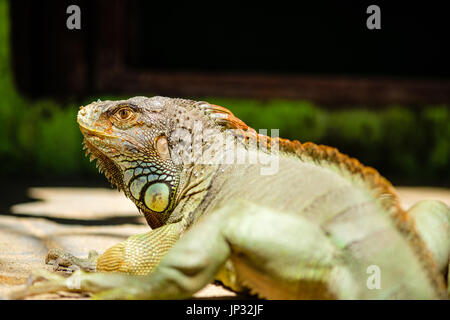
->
15;96;449;299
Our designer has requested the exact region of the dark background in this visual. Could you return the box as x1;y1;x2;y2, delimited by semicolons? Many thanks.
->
9;1;450;105
131;3;448;77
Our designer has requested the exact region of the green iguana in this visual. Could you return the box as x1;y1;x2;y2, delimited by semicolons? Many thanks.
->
15;96;449;299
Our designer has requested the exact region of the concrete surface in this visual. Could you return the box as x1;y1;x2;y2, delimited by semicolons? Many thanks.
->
0;186;449;299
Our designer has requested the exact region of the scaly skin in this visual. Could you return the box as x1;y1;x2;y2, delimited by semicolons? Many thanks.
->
13;96;449;299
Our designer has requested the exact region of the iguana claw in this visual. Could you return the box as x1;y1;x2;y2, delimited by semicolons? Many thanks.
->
45;248;99;273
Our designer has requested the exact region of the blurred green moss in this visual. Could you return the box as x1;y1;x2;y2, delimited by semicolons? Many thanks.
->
207;98;328;142
422;106;450;174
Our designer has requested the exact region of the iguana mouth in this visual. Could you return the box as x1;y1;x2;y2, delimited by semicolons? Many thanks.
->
78;122;118;140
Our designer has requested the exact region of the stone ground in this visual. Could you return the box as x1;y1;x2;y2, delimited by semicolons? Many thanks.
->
0;186;449;300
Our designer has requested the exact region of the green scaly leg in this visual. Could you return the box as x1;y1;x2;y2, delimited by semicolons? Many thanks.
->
45;222;182;275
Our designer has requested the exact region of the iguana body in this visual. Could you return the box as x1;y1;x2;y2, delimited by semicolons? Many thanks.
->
17;96;449;299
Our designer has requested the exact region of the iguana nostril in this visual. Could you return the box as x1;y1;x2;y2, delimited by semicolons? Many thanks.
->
79;106;86;116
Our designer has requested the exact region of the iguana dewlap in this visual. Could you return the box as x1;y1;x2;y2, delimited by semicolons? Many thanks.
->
16;96;449;299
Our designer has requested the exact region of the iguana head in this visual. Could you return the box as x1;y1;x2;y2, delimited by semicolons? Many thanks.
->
77;96;246;228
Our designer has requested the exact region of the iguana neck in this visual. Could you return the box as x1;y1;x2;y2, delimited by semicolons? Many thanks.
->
167;163;219;229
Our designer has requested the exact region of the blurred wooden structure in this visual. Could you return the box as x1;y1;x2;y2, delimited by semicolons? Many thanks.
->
9;0;450;106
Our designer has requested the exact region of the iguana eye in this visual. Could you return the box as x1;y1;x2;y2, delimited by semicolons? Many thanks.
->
115;107;133;120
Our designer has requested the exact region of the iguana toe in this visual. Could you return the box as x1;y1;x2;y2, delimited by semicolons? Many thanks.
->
45;248;98;273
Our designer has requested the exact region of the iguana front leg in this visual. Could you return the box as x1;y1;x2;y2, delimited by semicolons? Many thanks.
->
46;222;182;275
46;248;100;272
16;200;341;299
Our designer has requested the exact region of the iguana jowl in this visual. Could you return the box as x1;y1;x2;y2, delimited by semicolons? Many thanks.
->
18;96;449;299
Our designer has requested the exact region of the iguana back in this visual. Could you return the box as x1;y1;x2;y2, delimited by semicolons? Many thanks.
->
162;97;448;298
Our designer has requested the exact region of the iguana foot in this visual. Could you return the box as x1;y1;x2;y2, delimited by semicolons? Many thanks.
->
9;269;76;299
46;248;99;273
11;269;148;300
